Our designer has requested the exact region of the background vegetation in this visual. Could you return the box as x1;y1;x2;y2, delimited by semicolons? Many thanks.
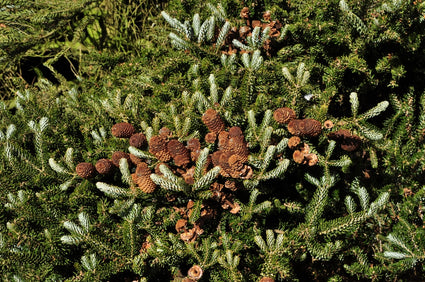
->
1;0;425;280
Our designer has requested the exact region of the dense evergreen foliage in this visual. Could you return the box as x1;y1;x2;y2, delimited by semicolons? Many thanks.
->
1;0;425;280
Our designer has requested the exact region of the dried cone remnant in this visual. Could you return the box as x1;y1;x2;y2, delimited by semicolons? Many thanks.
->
288;136;301;150
202;109;225;134
288;118;322;137
323;120;334;129
111;122;135;138
187;265;203;280
273;107;296;124
111;151;132;167
263;11;272;22
76;162;96;179
182;166;195;185
132;162;156;193
167;139;191;167
95;159;114;175
187;138;201;161
240;7;250;21
292;147;318;166
129;133;147;148
304;153;319;166
175;219;187;233
292;150;306;164
328;129;361;152
149;135;171;162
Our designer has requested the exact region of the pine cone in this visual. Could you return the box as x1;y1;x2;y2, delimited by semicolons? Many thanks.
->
239;25;251;38
287;118;322;137
323;120;334;129
202;109;225;134
175;219;187;233
135;162;151;177
159;127;172;139
288;136;301;149
111;122;135;138
212;151;231;177
205;132;217;144
129;154;143;165
292;150;306;164
134;175;156;193
263;11;272;22
240;7;250;19
132;163;156;193
182;166;195;185
167;139;191;167
187;138;201;161
217;131;230;151
304;153;319;166
273;107;296;124
228;154;245;170
228;126;243;138
111;151;131;167
76;162;96;178
227;137;249;163
188;265;203;280
129;133;147;148
149;135;172;162
95;159;114;175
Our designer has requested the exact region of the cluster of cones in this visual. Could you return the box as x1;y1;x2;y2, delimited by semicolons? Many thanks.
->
202;109;252;179
272;106;363;165
174;200;216;243
223;7;283;55
272;107;320;165
273;107;322;138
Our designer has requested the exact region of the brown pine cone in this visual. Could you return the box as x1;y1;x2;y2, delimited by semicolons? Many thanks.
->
187;265;203;280
134;175;156;193
95;159;114;175
187;138;201;161
202;109;225;134
129;154;143;165
159;127;172;139
111;151;132;167
135;162;151;177
292;150;306;164
228;126;243;138
205;132;217;144
227;137;249;163
273;107;296;124
111;122;135;138
167;139;191;167
304;153;319;166
149;135;171;162
76;162;97;179
129;133;147;148
240;7;250;19
288;136;301;149
228;154;245;172
287;118;322;137
217;131;230;150
323;120;334;129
